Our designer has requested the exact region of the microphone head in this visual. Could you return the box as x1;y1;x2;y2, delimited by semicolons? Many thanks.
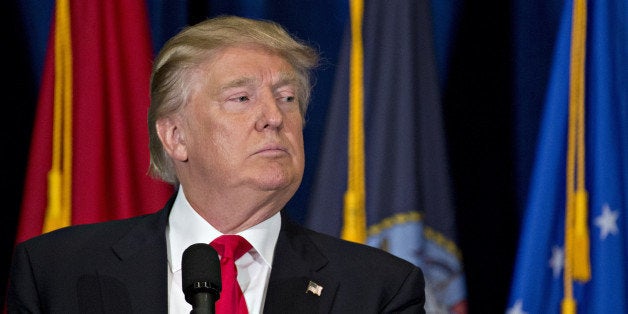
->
182;243;221;304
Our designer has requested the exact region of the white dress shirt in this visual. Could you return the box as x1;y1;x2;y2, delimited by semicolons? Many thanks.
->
166;187;281;314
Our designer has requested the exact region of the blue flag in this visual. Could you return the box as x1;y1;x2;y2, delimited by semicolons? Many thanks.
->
507;0;628;313
305;1;466;311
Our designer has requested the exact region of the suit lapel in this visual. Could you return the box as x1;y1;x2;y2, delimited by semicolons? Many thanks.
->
264;216;338;313
95;198;174;313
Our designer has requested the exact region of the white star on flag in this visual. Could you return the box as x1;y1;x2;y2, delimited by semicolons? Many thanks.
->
506;299;528;314
594;203;619;239
548;245;564;278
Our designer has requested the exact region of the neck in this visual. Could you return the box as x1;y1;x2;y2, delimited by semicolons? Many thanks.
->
181;184;290;234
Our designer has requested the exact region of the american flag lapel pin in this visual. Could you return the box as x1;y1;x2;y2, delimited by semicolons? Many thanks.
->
306;280;323;296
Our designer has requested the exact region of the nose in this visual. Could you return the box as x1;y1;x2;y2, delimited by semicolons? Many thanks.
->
255;92;284;131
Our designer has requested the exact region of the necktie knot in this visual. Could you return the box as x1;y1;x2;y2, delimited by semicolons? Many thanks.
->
210;235;252;260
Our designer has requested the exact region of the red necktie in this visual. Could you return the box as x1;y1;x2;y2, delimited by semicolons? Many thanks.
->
210;235;252;314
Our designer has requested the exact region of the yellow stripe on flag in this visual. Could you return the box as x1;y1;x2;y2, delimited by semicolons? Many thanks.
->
342;0;367;244
43;0;73;233
562;0;590;312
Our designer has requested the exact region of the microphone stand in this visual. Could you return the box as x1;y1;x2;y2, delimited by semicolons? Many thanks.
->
189;283;219;314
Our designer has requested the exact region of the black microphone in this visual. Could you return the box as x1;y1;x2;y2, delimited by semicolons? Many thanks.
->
182;243;221;314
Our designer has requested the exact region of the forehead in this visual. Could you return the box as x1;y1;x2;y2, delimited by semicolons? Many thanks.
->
190;46;300;101
201;45;295;77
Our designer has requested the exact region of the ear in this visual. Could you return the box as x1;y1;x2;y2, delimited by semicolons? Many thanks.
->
155;116;188;162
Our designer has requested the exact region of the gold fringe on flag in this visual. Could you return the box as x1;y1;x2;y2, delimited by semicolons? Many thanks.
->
341;0;367;244
562;0;590;312
43;0;73;233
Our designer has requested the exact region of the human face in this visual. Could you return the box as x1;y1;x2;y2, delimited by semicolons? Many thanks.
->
179;45;305;197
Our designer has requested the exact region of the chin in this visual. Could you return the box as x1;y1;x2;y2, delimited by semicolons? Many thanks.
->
252;165;301;189
256;179;292;191
256;174;301;193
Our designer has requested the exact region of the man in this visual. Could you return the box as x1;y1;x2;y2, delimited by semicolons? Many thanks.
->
8;16;426;313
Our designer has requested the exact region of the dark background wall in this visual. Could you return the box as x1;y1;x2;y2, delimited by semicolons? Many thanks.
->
2;1;563;312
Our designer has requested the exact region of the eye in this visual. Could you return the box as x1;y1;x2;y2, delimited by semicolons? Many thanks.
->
228;95;250;103
236;95;250;102
283;96;295;102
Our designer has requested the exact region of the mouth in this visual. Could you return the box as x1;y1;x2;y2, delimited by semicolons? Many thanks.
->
254;144;289;157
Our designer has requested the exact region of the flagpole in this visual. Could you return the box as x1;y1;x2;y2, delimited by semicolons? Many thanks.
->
342;0;367;244
563;0;590;312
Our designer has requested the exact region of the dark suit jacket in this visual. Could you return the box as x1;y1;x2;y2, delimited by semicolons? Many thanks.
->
7;196;425;313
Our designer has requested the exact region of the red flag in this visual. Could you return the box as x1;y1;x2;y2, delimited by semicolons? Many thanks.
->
16;1;172;243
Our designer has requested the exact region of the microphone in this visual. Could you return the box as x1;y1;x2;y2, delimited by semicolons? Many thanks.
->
182;243;221;314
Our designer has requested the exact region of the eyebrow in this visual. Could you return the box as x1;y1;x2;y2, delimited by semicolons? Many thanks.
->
272;72;299;91
220;77;256;92
219;72;299;92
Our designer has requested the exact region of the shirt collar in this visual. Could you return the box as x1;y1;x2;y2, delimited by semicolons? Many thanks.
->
167;186;281;272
